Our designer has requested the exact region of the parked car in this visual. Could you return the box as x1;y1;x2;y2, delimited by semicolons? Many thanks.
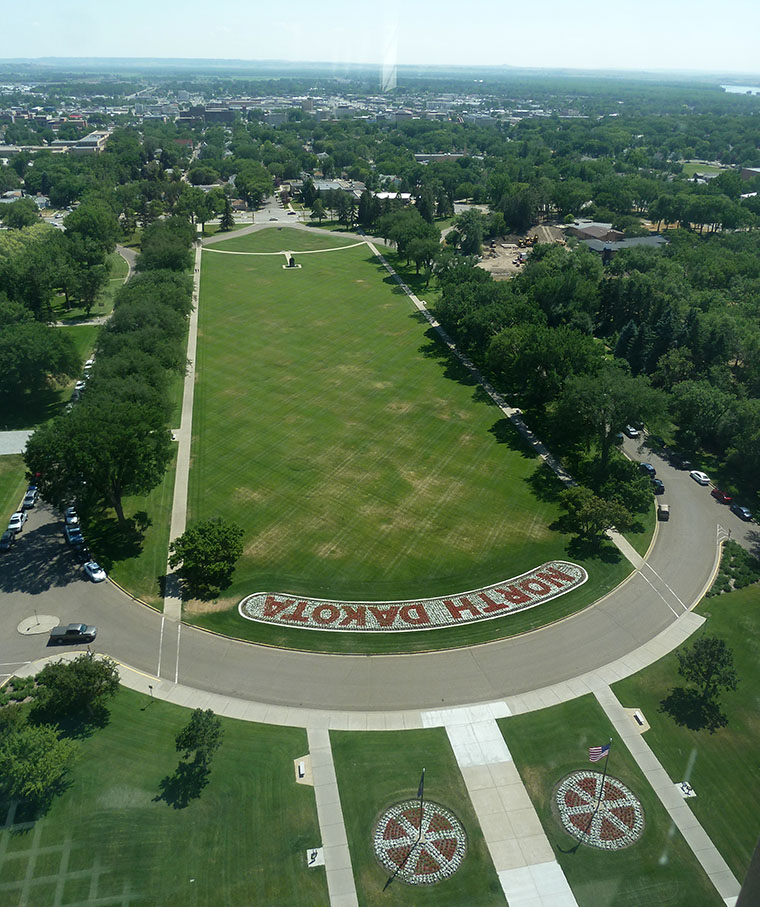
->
74;380;86;392
8;511;27;533
64;525;84;545
49;623;97;644
730;503;752;521
711;488;732;504
651;478;665;494
623;425;640;439
640;463;656;477
689;470;710;486
71;542;91;564
83;560;107;582
0;529;15;551
22;489;37;509
657;503;670;521
64;507;79;526
84;358;95;368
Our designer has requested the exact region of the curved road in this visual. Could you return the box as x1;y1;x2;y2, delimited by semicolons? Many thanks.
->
2;438;750;712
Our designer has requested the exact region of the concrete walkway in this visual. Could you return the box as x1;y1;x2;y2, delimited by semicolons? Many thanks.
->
307;729;359;907
594;686;741;905
0;430;33;455
162;240;202;621
422;704;578;906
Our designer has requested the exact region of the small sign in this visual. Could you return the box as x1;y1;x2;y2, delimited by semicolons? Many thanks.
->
306;847;324;867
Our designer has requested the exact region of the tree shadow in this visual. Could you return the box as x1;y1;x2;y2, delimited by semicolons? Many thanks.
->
526;463;566;503
565;533;623;564
488;418;540;460
0;514;83;595
30;702;111;740
81;510;149;571
153;759;210;809
659;687;728;734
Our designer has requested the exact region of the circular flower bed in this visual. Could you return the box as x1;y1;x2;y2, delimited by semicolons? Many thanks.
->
555;771;644;850
373;800;467;884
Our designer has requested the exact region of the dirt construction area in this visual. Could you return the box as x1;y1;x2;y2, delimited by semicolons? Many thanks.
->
478;224;566;280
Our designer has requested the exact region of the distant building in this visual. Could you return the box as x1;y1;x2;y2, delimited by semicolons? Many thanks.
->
71;131;110;155
568;222;624;243
583;235;668;262
740;167;760;181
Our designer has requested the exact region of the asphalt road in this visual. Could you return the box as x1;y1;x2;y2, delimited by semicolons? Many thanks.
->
1;435;750;711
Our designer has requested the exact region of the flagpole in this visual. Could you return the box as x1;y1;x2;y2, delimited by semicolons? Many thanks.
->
595;738;613;810
418;767;426;839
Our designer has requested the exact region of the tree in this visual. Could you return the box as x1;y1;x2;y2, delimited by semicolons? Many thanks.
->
677;636;738;703
32;654;120;721
451;208;485;256
219;197;235;232
63;201;119;256
559;485;632;538
74;262;109;316
175;708;224;767
310;198;326;223
25;400;174;525
168;517;244;598
0;197;39;229
0;718;78;803
555;363;665;478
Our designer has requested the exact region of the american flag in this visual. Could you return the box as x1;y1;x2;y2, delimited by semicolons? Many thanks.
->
589;744;610;762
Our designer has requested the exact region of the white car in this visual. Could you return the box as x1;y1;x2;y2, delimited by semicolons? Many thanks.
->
8;511;27;533
689;470;710;486
83;560;107;583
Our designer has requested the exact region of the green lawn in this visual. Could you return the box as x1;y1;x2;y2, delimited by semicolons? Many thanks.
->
500;696;722;906
82;450;177;608
2;324;99;430
186;227;632;651
0;454;27;522
679;162;725;178
331;729;505;906
0;688;327;907
613;583;760;881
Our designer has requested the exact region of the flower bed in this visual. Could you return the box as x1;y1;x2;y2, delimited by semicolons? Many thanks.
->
555;771;644;850
373;800;467;885
239;560;587;632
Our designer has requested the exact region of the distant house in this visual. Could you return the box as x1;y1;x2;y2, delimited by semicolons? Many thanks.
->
568;222;625;243
583;235;668;262
740;167;760;181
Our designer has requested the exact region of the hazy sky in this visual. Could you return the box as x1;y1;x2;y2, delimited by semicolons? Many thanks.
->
5;0;760;76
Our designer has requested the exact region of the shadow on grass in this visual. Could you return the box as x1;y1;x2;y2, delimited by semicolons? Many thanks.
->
526;463;565;503
154;760;210;809
489;418;540;460
0;387;66;430
563;532;623;565
30;702;111;741
659;687;728;734
81;509;150;571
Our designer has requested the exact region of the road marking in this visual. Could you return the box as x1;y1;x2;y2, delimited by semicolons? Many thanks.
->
643;564;688;611
638;571;680;618
157;616;165;677
174;623;181;684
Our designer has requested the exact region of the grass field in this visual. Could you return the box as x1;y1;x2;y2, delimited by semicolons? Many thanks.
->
0;454;27;522
613;583;760;881
0;688;327;907
186;227;632;650
331;729;505;906
679;162;726;178
500;696;722;906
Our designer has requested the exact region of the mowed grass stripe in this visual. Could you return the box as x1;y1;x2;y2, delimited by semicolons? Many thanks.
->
189;228;631;648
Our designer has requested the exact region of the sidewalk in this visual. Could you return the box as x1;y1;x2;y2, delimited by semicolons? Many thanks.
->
162;239;202;621
421;704;578;906
594;685;740;904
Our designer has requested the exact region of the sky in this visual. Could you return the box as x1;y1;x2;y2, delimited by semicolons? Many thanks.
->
5;0;760;77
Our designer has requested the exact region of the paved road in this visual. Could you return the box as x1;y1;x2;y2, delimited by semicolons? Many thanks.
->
0;437;743;710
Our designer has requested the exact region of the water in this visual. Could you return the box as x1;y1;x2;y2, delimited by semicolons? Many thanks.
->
722;84;760;95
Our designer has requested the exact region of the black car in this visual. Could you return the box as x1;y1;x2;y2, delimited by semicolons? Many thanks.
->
0;529;14;551
71;543;92;564
730;503;752;521
640;463;656;478
651;478;665;494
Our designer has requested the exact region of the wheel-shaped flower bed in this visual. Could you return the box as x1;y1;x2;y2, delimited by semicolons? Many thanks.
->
373;800;467;884
555;771;644;850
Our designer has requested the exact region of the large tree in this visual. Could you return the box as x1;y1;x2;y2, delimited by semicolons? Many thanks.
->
169;517;244;598
556;362;665;478
0;197;40;229
0;716;78;803
175;709;224;768
25;400;174;524
677;636;738;703
32;654;120;720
